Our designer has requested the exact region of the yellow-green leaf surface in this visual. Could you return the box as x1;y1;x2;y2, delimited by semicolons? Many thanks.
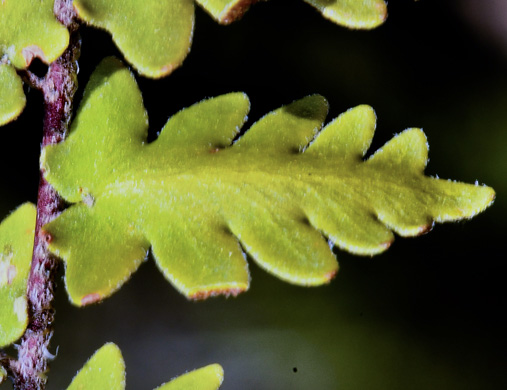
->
66;343;223;390
155;364;224;390
0;64;26;126
73;0;194;78
0;203;36;347
66;343;125;390
42;58;494;306
0;0;69;69
303;0;387;29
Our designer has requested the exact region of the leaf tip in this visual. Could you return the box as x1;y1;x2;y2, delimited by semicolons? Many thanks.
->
306;0;387;29
470;184;496;216
150;63;177;79
324;268;338;283
486;186;496;203
189;286;247;301
216;0;259;25
416;222;434;236
380;239;393;251
80;293;102;306
376;1;388;23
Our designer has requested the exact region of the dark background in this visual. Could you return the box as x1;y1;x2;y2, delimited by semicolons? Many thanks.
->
1;0;506;388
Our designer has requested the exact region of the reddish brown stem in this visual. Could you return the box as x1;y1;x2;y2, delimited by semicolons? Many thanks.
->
8;24;80;390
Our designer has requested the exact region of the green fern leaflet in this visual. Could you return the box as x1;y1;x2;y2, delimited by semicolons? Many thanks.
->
0;203;36;347
41;58;494;306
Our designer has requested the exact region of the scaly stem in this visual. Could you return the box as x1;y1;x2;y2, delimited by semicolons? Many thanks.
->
8;3;80;388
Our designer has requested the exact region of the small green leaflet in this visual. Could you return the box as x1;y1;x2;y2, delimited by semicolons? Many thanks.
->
42;57;494;306
73;0;194;78
0;65;26;126
0;203;36;347
302;0;387;29
66;343;223;390
66;343;125;390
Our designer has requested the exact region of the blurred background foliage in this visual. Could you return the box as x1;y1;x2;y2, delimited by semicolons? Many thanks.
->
1;0;506;389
